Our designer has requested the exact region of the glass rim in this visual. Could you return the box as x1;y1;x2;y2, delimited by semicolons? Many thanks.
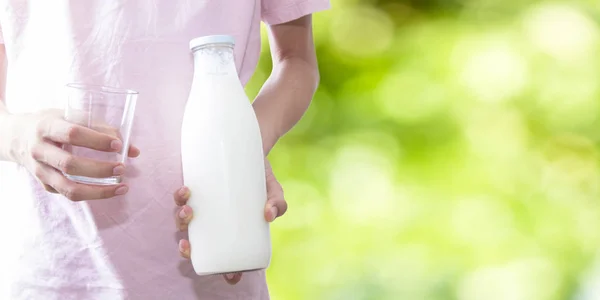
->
66;83;139;96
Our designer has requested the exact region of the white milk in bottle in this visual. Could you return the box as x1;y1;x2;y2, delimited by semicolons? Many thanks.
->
181;35;270;275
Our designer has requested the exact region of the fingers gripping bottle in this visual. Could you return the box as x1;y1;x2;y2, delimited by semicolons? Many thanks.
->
181;35;270;275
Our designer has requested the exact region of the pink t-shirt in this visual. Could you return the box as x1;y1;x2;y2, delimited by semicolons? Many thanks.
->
0;1;329;299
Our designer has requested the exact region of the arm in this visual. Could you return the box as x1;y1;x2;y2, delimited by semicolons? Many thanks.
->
252;15;320;155
0;45;6;111
0;44;11;161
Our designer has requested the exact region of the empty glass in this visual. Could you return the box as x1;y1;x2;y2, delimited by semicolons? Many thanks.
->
63;83;138;185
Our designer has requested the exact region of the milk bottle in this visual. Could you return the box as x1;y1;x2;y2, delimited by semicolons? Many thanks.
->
181;35;270;275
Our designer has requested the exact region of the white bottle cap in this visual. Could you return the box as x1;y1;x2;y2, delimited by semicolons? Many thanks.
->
189;35;235;51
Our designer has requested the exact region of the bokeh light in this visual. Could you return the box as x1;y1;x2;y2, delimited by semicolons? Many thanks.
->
329;5;395;58
454;36;529;103
523;4;598;62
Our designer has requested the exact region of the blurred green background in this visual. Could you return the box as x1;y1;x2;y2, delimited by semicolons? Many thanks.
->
247;0;600;299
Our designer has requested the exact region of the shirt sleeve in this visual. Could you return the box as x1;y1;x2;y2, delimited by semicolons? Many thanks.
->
261;0;331;26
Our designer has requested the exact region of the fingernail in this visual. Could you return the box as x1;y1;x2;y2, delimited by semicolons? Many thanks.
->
113;165;125;176
179;187;190;198
269;206;278;222
110;140;122;151
115;186;128;195
179;241;191;257
179;207;187;219
225;274;235;280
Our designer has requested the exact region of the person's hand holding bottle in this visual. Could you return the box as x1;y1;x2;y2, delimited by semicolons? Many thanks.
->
172;159;287;285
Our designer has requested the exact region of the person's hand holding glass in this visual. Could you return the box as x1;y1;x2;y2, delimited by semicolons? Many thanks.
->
6;83;139;201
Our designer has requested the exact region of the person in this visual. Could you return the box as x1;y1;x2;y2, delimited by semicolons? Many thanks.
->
0;0;329;299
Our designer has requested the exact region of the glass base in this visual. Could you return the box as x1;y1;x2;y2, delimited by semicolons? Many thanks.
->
65;174;122;185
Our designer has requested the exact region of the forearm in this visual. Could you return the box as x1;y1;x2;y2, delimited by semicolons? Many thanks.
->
0;102;17;162
0;44;14;162
253;57;319;155
0;100;7;115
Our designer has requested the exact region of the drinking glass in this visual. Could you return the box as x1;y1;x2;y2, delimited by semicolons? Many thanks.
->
62;83;138;185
